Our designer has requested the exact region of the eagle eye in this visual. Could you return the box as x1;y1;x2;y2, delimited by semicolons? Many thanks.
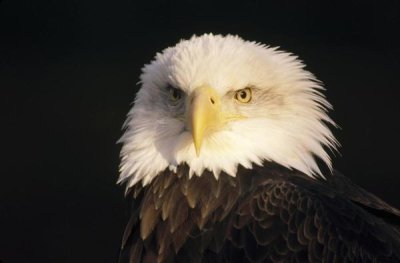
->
167;86;182;102
234;87;252;103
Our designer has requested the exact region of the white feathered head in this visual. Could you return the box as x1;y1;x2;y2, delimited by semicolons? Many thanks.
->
118;34;338;188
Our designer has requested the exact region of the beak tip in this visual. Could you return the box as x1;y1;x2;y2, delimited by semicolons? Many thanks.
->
194;143;201;157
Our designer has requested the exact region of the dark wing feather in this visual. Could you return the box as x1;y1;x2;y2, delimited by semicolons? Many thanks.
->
225;166;400;262
119;164;400;262
327;170;400;227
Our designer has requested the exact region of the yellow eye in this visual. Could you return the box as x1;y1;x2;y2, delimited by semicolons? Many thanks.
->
168;86;182;102
234;88;252;103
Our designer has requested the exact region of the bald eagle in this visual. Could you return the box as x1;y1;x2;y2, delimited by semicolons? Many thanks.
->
117;34;400;262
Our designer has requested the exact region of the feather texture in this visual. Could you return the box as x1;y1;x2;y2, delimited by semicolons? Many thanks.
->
118;164;400;262
117;34;400;262
118;34;338;187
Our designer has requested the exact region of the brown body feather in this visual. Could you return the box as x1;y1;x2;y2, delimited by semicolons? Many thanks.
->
119;164;400;263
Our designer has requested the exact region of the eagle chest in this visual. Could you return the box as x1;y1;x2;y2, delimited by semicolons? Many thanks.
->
123;167;306;262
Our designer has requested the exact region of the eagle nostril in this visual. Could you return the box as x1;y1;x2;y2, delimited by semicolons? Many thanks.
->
210;97;215;104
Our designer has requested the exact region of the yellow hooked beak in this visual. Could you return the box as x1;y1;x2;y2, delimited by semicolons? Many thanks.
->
189;86;221;156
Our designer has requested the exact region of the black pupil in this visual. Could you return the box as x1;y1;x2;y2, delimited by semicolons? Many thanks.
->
171;88;180;99
240;90;247;99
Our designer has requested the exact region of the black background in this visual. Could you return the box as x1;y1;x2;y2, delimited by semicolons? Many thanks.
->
1;0;400;262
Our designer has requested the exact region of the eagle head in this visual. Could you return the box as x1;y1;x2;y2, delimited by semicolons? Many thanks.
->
118;34;338;188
